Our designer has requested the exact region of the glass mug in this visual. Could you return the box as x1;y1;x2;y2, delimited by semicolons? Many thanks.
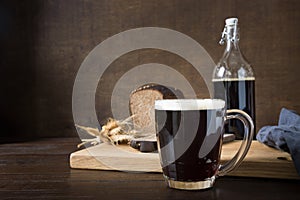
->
155;99;254;190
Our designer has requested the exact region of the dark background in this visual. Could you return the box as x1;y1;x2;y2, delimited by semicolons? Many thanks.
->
1;0;299;139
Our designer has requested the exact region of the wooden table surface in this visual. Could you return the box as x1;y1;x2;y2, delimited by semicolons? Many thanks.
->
0;137;299;200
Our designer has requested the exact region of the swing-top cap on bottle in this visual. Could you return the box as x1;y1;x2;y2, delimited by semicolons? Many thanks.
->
219;17;239;45
225;18;238;26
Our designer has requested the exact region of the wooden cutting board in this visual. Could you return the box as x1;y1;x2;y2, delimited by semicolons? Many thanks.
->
70;141;299;180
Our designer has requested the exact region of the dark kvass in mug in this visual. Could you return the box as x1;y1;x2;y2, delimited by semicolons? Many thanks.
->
155;100;225;182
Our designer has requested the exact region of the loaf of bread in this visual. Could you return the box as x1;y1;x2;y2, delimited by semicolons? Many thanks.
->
129;83;183;140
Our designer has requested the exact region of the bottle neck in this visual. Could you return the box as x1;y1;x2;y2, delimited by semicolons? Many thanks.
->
225;38;239;52
221;24;243;57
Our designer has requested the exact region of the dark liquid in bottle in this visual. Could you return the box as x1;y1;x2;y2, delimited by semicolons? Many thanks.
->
156;109;222;181
213;79;255;139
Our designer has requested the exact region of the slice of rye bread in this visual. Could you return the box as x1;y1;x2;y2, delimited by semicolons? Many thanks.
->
129;83;183;140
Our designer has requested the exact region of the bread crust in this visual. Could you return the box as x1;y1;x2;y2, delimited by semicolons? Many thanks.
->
129;83;183;138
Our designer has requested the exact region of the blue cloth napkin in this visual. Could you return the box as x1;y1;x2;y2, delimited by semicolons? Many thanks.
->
256;108;300;176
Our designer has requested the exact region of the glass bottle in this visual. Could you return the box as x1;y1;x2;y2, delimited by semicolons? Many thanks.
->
213;18;255;139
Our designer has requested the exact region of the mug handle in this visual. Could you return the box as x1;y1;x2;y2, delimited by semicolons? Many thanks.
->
217;109;254;176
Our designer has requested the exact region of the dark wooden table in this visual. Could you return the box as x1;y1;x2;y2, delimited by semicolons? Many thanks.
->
0;138;299;200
